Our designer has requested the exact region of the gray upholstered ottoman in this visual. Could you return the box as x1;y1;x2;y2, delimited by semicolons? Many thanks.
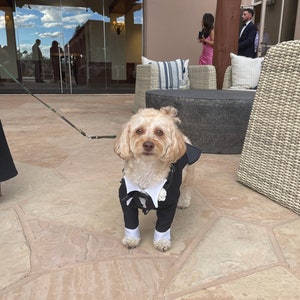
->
146;89;255;154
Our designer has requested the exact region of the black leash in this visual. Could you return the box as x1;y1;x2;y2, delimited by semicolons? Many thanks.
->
0;64;116;139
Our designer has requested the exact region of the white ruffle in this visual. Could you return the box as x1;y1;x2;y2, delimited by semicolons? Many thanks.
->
124;176;167;208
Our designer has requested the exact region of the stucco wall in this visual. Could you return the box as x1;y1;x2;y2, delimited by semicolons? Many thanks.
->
143;0;217;65
143;0;300;64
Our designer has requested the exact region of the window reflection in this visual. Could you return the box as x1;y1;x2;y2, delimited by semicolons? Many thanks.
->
0;0;143;94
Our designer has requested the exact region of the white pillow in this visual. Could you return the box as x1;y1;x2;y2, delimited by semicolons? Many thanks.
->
230;53;264;89
141;56;154;65
141;56;190;90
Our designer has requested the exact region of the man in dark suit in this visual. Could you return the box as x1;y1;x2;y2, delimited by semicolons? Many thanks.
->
238;8;258;58
32;39;44;83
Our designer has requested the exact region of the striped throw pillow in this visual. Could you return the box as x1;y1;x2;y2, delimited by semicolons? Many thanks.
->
142;57;190;90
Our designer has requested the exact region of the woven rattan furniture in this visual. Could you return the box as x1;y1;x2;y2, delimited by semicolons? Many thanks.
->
222;66;233;89
134;64;217;112
222;65;259;90
237;40;300;215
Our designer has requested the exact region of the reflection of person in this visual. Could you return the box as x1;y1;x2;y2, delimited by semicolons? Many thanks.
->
0;45;9;65
50;41;64;83
198;13;214;65
238;8;258;58
255;24;271;57
32;39;44;83
72;54;79;86
0;45;10;85
17;50;27;83
0;45;9;84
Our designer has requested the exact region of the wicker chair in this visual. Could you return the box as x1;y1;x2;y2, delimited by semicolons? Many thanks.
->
237;40;300;215
222;66;233;89
134;64;217;112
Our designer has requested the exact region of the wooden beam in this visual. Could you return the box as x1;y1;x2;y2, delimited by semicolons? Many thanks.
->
213;0;241;89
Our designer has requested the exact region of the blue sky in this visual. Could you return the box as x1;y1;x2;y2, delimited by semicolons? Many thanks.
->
0;4;142;58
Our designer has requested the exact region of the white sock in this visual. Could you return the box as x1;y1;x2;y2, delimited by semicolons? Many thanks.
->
124;226;140;240
154;228;171;241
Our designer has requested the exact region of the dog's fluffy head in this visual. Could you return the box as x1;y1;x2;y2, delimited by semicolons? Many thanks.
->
114;106;187;163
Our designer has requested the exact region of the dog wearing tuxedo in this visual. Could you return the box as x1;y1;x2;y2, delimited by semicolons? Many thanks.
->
114;106;201;251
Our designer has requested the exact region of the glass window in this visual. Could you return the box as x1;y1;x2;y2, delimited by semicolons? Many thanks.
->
0;0;143;94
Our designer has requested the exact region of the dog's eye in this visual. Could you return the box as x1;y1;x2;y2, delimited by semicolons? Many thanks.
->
136;128;144;135
155;129;164;136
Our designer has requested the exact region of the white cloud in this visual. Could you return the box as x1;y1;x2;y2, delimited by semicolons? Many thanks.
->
64;24;78;30
63;13;91;24
39;31;62;39
26;5;91;30
43;22;62;28
0;16;5;29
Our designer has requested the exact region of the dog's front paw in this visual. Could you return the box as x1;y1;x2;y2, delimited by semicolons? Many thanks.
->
153;239;171;252
122;236;141;249
153;229;171;252
122;227;141;249
177;194;191;209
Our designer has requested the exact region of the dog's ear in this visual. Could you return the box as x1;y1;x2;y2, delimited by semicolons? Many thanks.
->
159;106;186;162
160;106;181;124
160;106;177;117
165;127;187;162
114;122;132;159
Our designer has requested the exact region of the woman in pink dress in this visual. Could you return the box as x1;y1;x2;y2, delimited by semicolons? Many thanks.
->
198;13;215;65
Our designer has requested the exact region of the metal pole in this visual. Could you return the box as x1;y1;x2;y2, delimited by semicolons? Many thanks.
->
278;0;285;43
67;43;72;94
58;44;63;93
102;0;108;89
59;0;65;93
257;0;267;57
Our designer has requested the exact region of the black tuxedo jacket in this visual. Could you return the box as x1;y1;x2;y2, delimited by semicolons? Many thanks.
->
238;22;258;58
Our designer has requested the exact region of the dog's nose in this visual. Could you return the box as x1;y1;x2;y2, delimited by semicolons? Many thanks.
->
143;141;154;152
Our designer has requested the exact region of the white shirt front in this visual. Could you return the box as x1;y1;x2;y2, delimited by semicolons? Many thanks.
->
124;176;167;208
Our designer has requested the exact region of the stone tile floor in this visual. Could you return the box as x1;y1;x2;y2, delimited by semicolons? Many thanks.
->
0;94;299;299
